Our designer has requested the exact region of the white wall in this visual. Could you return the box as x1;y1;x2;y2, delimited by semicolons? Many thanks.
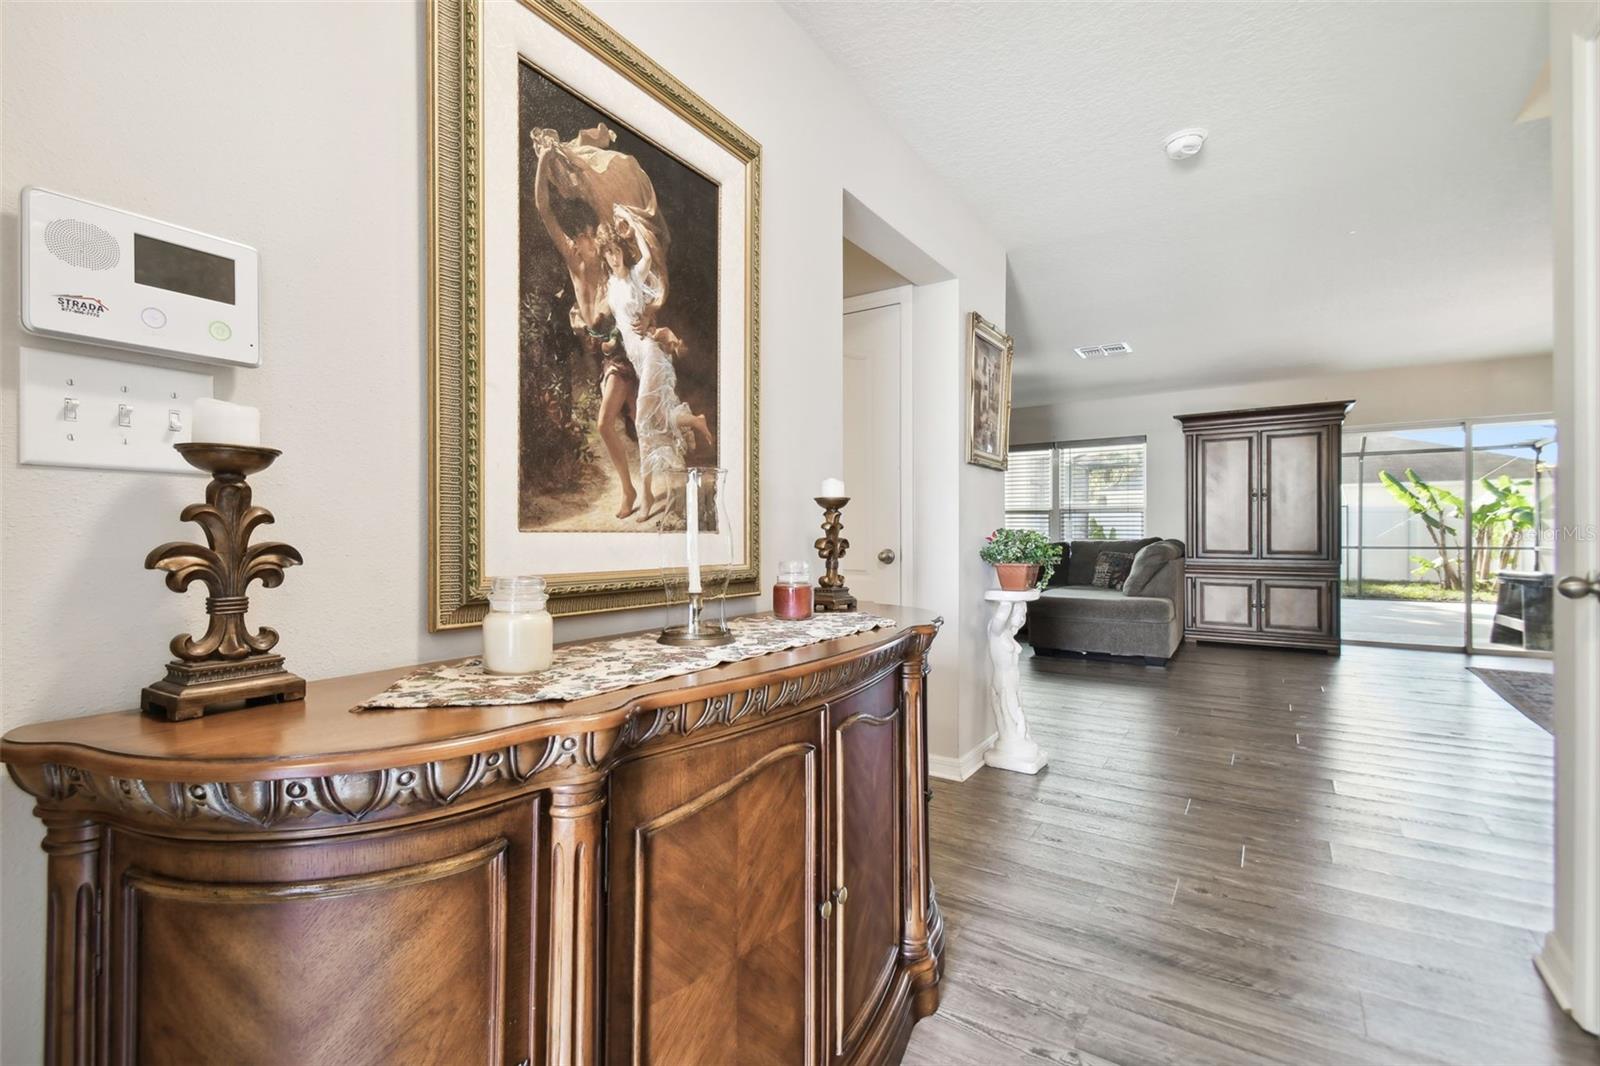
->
0;2;1006;1057
1011;353;1554;540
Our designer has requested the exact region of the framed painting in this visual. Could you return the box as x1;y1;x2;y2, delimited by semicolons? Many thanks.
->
428;0;761;628
966;311;1013;470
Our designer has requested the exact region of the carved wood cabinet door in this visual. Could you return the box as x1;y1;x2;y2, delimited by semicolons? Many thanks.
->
605;711;825;1065
826;675;905;1064
103;796;541;1066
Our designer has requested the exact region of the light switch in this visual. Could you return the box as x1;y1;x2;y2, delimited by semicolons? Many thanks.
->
20;348;214;474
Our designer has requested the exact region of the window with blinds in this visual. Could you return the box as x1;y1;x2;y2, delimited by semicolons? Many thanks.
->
1002;437;1146;541
1003;448;1053;533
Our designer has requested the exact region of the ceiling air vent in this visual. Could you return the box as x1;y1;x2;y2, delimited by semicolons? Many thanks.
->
1073;342;1132;360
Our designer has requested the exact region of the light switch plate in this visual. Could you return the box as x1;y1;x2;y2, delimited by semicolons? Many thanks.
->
19;347;214;473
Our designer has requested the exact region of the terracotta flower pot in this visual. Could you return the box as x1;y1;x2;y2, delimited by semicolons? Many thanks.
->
993;563;1040;591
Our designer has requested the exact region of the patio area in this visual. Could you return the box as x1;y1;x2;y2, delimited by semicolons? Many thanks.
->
1342;596;1500;648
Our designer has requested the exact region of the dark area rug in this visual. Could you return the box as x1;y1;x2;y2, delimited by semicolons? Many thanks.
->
1468;667;1554;734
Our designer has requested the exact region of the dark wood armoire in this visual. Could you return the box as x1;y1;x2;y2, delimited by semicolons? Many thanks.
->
1177;400;1353;652
1;607;944;1066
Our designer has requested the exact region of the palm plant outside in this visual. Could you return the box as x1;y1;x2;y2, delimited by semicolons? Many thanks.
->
1375;469;1539;593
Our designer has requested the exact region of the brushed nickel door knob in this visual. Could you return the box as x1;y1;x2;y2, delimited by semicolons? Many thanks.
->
878;549;896;564
1558;574;1600;600
819;899;833;920
833;885;849;905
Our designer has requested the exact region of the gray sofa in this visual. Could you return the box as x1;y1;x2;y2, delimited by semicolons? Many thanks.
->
1028;537;1186;665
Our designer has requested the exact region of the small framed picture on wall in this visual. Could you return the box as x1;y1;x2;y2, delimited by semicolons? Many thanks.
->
966;311;1014;470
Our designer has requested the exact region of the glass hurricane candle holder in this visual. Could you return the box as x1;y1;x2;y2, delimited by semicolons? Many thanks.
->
656;466;735;646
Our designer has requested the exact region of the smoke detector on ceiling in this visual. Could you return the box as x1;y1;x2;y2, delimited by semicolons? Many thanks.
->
1074;342;1132;361
1164;128;1208;160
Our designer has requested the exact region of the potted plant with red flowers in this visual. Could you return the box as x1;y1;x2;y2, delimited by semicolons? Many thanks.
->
979;528;1062;591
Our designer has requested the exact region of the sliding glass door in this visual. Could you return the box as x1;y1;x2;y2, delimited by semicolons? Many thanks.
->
1342;426;1469;648
1340;418;1557;654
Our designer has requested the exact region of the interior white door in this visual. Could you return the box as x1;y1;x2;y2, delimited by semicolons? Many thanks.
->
1544;3;1600;1034
842;292;906;605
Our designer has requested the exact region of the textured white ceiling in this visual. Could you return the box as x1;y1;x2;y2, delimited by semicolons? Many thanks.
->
783;1;1552;402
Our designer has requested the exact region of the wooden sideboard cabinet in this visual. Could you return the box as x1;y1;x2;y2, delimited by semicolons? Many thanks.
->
2;606;944;1066
1177;401;1353;653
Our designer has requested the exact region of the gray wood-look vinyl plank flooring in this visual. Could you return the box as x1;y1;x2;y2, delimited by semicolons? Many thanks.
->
904;642;1595;1065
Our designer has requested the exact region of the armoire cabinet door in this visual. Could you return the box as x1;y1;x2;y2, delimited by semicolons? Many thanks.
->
1190;576;1258;633
1191;433;1258;558
1261;426;1334;560
605;712;823;1066
1259;578;1336;639
827;675;904;1062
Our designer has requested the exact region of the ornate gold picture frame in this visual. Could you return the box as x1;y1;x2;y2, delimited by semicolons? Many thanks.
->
966;311;1013;470
428;0;761;629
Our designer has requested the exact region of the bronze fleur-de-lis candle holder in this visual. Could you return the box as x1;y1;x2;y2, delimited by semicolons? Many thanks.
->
141;443;305;721
813;496;858;613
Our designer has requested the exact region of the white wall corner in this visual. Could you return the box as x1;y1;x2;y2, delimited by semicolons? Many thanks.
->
929;730;997;782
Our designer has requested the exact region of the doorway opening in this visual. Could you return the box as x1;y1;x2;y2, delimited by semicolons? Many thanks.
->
842;240;912;605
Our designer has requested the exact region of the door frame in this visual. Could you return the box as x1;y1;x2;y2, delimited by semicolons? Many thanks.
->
843;286;914;606
1544;0;1600;1034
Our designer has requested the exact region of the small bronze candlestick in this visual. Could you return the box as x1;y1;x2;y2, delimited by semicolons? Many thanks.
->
141;443;305;721
813;496;858;612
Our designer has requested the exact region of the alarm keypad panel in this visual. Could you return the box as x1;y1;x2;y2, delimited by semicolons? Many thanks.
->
21;188;260;368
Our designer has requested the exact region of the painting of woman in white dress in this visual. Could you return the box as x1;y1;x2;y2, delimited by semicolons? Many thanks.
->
596;215;715;518
517;60;720;531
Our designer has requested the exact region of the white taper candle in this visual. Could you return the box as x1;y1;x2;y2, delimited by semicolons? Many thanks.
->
686;468;702;595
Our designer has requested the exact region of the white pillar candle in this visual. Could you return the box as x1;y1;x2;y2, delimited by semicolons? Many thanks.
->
821;477;846;497
686;468;702;595
192;398;261;446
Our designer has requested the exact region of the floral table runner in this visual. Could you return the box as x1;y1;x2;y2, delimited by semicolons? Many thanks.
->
355;612;897;710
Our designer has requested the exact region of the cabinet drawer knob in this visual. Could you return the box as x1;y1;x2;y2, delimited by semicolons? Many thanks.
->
833;885;849;905
819;900;833;920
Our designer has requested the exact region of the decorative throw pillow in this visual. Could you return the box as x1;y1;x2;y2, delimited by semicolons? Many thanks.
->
1091;551;1135;590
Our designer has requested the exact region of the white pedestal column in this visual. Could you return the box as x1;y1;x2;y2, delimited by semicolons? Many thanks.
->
983;588;1048;774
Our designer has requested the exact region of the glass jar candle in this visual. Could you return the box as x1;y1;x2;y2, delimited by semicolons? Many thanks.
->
773;561;814;620
482;576;553;675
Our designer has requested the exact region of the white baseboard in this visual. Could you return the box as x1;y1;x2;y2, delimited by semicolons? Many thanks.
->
929;731;997;782
1536;931;1576;1014
1533;930;1599;1034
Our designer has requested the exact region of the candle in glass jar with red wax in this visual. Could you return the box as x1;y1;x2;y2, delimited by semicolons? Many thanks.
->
773;560;814;620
